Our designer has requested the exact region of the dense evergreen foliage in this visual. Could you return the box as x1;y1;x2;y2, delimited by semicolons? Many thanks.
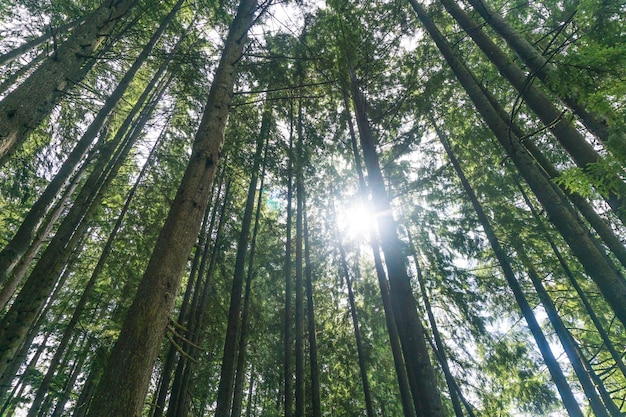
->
0;0;625;415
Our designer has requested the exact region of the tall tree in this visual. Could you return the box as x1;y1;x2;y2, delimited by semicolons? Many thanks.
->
84;1;261;415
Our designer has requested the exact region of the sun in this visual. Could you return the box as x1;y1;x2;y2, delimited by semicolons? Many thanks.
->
337;201;376;240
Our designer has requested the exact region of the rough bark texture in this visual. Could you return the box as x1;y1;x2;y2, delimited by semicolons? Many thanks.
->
84;3;257;414
0;0;135;164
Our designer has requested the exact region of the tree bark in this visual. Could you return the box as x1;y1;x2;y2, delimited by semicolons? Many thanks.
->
465;0;623;151
0;12;181;284
232;111;271;417
343;89;416;417
84;1;258;413
214;105;267;417
284;102;295;417
438;0;626;222
409;0;626;328
0;0;135;164
0;69;169;380
348;68;445;417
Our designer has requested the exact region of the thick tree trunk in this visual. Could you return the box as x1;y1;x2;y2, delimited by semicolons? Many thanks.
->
0;0;135;164
84;1;258;413
348;69;445;417
409;0;626;328
433;118;584;416
0;15;180;283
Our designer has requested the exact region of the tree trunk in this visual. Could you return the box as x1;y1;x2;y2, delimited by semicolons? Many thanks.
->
0;0;135;164
465;0;623;151
348;68;445;417
303;199;321;417
409;0;626;328
84;1;258;412
343;89;416;417
26;112;170;417
0;17;84;66
284;103;295;417
214;106;267;417
332;202;374;417
438;0;626;222
517;183;626;380
0;15;181;284
0;69;169;380
232;112;271;417
433;117;584;416
294;99;306;417
520;255;618;416
408;231;467;417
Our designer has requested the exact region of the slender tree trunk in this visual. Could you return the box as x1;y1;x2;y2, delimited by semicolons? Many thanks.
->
0;50;48;95
0;70;169;380
294;99;306;417
433;117;584;416
409;234;466;417
48;335;89;417
0;160;85;310
438;0;626;221
332;202;374;417
303;199;321;417
284;104;295;417
516;183;626;380
409;0;626;328
464;42;626;269
0;17;84;66
72;347;107;417
0;0;135;164
520;256;619;416
232;113;271;417
26;113;170;417
214;107;267;417
343;90;415;417
348;68;445;417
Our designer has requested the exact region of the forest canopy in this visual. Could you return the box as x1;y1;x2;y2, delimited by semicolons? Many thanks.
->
0;0;625;416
